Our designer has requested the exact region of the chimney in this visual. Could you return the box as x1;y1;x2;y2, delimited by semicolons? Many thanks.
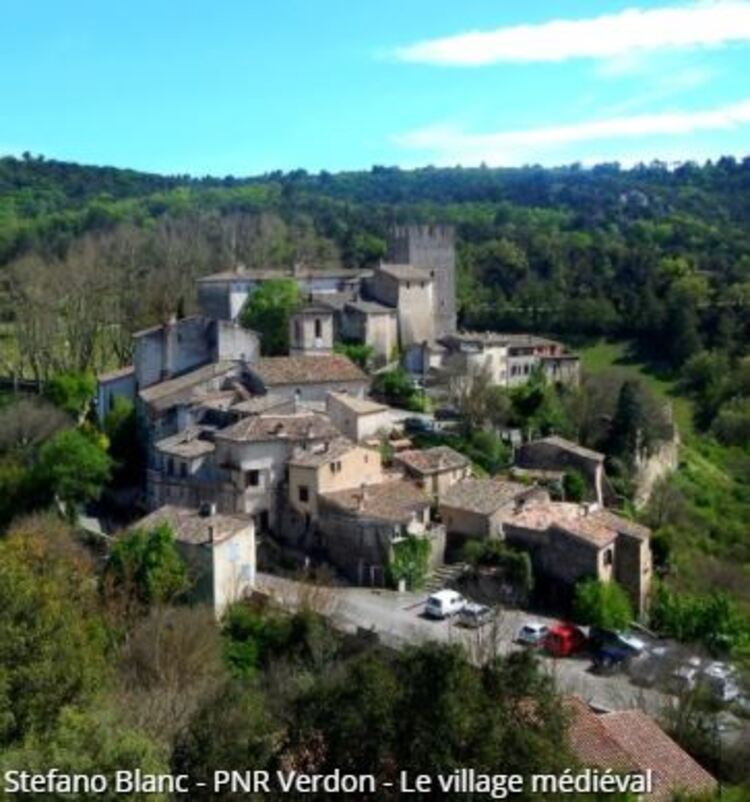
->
207;525;215;544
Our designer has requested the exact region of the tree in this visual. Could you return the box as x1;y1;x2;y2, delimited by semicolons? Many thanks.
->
573;579;633;631
104;397;143;483
0;524;106;747
563;469;587;502
44;372;96;419
388;536;431;590
0;398;71;458
107;523;188;608
0;707;169;801
35;429;112;517
239;279;301;355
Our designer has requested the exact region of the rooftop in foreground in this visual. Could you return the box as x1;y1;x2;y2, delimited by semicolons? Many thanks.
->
128;505;252;546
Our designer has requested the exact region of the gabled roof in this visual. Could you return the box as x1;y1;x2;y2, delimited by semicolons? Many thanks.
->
344;299;397;316
138;361;240;411
155;426;216;459
532;435;605;463
97;365;135;383
395;446;469;476
252;355;368;386
215;412;340;443
288;437;358;468
567;697;716;802
320;479;430;524
440;478;536;516
128;505;252;546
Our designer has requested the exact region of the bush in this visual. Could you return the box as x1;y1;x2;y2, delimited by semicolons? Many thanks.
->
239;279;301;355
44;372;96;418
388;536;431;590
334;341;374;370
563;469;587;502
573;579;633;631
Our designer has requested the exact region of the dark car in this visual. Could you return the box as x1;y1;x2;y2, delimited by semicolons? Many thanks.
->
434;406;461;421
589;627;646;656
403;417;434;434
592;645;633;675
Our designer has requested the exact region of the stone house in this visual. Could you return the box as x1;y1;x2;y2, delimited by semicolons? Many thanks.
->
129;504;256;617
245;355;370;403
370;263;435;347
288;437;385;524
339;299;398;364
95;365;136;423
438;478;549;540
317;479;446;586
500;501;652;616
515;435;605;504
394;446;470;501
325;391;391;442
289;302;335;357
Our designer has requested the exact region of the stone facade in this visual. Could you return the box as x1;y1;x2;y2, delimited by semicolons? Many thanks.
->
325;391;391;442
289;303;334;357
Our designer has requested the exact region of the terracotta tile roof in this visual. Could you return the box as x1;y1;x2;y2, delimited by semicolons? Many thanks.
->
320;479;430;524
591;509;651;541
567;698;717;802
216;412;340;443
327;391;388;416
440;478;537;516
128;504;252;546
252;355;368;386
395;446;469;476
553;514;618;548
288;437;358;468
378;263;433;282
231;394;292;415
502;501;583;533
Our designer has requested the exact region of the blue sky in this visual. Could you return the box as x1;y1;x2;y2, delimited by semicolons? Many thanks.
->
1;0;749;175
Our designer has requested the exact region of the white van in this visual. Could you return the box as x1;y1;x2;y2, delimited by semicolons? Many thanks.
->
424;590;466;620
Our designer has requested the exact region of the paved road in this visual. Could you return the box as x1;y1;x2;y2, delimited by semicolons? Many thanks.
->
255;573;667;715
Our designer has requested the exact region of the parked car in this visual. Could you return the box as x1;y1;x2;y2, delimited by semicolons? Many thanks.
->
702;662;741;703
592;645;633;675
516;622;550;646
424;590;466;620
457;602;492;629
669;657;703;695
544;623;587;657
403;417;434;435
589;627;646;656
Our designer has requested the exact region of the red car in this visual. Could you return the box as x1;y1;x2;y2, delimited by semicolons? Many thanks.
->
543;623;587;657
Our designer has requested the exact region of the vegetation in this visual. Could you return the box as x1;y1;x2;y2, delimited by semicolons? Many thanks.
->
372;366;428;411
44;371;96;419
388;535;431;590
573;579;633;632
239;278;301;355
333;340;374;370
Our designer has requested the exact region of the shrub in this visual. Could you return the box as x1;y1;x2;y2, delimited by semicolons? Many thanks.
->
573;579;633;631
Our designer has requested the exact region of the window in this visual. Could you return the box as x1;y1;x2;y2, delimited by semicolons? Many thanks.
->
298;485;309;503
245;469;260;488
405;281;411;289
294;319;302;343
603;549;614;566
167;457;175;476
180;462;188;478
315;318;322;338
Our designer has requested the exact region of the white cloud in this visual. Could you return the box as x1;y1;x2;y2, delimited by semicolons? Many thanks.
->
393;1;750;66
392;98;750;165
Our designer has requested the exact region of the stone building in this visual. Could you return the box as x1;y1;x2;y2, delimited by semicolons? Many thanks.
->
439;478;549;540
394;446;470;501
370;263;435;347
388;224;457;339
129;504;256;617
317;479;446;586
515;436;606;505
500;501;652;617
339;299;398;364
325;391;391;442
289;301;334;357
288;438;385;524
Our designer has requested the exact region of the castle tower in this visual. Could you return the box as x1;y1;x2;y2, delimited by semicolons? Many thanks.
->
387;224;456;339
289;301;334;356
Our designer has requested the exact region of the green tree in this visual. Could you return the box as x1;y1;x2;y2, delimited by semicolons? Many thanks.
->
35;429;112;518
0;525;106;747
44;372;96;419
563;469;587;502
239;279;301;355
104;398;143;483
0;707;169;801
108;523;188;607
573;579;633;631
388;536;431;590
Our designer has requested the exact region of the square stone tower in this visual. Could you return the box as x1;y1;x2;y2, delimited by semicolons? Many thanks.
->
387;224;456;339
